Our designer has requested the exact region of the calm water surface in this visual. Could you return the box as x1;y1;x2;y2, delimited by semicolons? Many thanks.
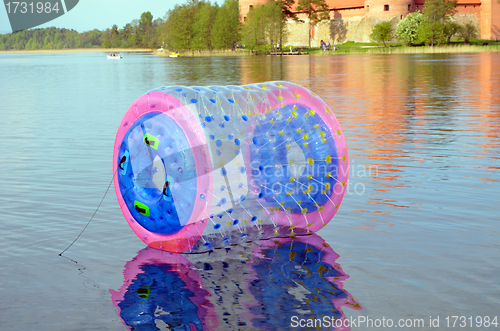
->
0;52;499;330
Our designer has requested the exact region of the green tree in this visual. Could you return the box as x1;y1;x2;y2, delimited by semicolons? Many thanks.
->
370;21;394;47
139;12;153;32
138;11;159;48
296;0;330;48
100;28;112;48
161;0;213;51
25;37;34;50
43;35;53;49
192;2;219;51
110;24;121;47
276;0;299;21
212;0;240;50
396;12;423;45
67;32;77;48
54;31;64;48
264;2;288;50
126;34;137;48
120;23;134;47
241;4;266;50
152;17;164;48
459;21;478;44
422;0;457;21
166;4;196;50
157;13;173;49
242;2;287;52
274;0;297;47
418;0;457;46
418;19;446;45
444;21;461;43
125;20;140;47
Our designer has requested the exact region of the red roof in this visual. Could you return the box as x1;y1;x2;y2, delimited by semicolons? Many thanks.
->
456;0;481;4
325;0;365;9
413;0;479;5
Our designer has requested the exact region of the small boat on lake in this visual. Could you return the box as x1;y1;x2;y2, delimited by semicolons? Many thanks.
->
107;53;122;59
169;52;180;58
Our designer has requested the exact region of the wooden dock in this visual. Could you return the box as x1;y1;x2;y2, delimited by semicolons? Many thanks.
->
269;51;308;56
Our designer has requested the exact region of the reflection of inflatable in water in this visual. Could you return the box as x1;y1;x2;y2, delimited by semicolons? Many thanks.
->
113;82;349;253
110;252;217;330
110;234;361;330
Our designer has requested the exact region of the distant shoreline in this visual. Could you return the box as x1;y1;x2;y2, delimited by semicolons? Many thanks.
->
0;48;154;54
154;49;253;57
1;45;499;56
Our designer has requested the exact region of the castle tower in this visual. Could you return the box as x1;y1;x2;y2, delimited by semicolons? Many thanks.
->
240;0;271;21
364;0;416;19
481;0;500;40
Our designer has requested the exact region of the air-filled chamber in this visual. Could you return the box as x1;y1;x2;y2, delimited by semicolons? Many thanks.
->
113;81;349;253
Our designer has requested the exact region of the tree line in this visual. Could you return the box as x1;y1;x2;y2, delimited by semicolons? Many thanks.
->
0;0;327;52
0;0;243;51
1;0;474;52
0;27;102;50
100;11;162;49
370;0;479;47
158;0;240;51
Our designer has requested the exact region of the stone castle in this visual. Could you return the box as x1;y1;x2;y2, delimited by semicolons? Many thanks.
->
239;0;500;46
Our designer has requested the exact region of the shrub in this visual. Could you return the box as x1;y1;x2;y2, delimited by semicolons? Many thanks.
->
418;18;447;46
459;22;478;44
396;12;423;45
444;21;461;43
370;21;394;47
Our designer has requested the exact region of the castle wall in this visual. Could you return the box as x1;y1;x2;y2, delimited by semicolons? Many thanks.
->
285;16;382;46
242;0;498;43
333;7;367;18
456;3;481;14
285;12;481;47
285;19;313;47
480;0;500;40
454;12;481;27
240;0;271;21
365;0;415;19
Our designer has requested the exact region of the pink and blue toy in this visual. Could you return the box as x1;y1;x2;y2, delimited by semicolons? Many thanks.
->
113;81;349;253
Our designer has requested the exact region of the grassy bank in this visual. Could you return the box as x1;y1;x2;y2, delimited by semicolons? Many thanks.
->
306;40;500;55
367;44;500;54
3;42;498;56
0;48;154;54
154;49;252;57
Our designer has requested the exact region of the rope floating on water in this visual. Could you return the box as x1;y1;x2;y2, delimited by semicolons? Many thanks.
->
58;172;116;256
59;142;146;256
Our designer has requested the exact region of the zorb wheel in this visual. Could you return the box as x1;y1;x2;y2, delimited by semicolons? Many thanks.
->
113;81;349;253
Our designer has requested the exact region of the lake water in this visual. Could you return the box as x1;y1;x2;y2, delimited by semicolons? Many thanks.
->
0;52;499;330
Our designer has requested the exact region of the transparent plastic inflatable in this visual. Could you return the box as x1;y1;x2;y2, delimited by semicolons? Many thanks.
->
113;81;348;253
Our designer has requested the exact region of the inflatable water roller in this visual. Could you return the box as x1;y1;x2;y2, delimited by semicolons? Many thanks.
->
113;81;348;253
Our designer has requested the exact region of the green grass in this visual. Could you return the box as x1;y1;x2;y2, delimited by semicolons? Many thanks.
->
154;39;500;58
302;41;401;54
154;48;252;57
370;44;500;54
303;39;500;55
